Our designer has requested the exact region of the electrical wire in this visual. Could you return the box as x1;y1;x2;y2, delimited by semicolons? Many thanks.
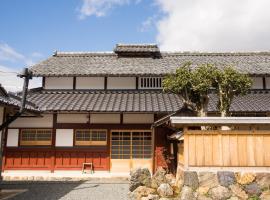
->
0;71;18;74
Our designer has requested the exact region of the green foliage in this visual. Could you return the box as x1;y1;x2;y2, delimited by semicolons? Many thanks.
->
215;66;252;116
163;63;252;117
163;62;217;116
248;195;260;200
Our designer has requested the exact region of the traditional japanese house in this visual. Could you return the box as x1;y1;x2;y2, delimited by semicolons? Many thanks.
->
2;44;270;174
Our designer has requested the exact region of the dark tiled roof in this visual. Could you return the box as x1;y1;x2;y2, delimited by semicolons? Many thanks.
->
30;51;270;77
26;90;183;112
114;44;160;53
26;89;270;113
0;85;39;112
208;90;270;112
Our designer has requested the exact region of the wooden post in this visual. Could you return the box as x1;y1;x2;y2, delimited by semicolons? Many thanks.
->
183;126;189;170
51;112;57;173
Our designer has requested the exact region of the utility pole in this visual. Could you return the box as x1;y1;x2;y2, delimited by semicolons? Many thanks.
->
0;68;32;182
0;68;32;130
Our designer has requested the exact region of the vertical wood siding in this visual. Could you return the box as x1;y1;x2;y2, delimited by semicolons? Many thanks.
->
184;130;270;167
4;149;109;171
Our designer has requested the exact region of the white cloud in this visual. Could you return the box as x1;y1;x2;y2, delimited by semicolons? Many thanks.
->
0;43;42;66
155;0;270;51
140;15;158;32
0;43;25;62
0;43;43;92
0;65;42;92
78;0;141;19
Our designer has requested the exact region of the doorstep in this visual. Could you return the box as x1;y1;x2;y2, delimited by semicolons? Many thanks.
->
1;170;130;182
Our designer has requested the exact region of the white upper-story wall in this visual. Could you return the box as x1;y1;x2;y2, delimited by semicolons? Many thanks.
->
45;77;73;89
43;76;270;90
251;77;264;89
107;77;136;89
76;77;104;89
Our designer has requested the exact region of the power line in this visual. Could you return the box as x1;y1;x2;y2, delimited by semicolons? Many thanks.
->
0;71;18;74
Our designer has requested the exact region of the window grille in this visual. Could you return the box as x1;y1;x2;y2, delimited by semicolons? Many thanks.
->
20;129;52;146
75;129;107;146
111;131;152;159
139;77;163;89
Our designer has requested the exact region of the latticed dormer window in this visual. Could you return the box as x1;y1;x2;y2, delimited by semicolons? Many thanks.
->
139;77;163;89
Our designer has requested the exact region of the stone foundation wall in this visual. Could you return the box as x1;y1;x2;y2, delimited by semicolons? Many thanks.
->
179;170;270;200
129;167;270;200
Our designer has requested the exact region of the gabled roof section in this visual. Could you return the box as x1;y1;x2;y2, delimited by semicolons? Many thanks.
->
30;44;270;77
114;44;161;57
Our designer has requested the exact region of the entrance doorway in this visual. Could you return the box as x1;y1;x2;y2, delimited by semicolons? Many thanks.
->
110;130;153;172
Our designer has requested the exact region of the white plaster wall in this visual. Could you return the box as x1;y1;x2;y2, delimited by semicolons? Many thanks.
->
107;77;136;89
76;77;104;89
251;77;263;89
45;77;73;89
55;129;73;147
7;129;19;147
90;114;120;124
9;114;53;128
57;114;88;123
123;114;154;124
266;77;270;89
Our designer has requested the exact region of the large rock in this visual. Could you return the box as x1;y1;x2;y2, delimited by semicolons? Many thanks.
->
197;186;210;196
151;167;167;189
235;172;255;185
141;194;159;200
260;191;270;200
198;172;219;188
157;183;173;198
227;197;240;200
209;186;232;200
180;186;196;200
184;171;199;190
229;184;248;200
217;171;236;187
129;186;156;200
197;195;213;200
256;173;270;189
165;173;176;186
130;168;152;192
244;182;262;196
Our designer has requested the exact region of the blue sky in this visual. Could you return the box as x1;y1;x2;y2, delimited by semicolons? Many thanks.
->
0;0;270;91
0;0;157;67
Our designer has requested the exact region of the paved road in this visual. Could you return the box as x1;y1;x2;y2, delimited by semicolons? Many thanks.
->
0;181;129;200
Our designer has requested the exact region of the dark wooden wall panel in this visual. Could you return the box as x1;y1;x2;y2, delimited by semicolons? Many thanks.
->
4;148;109;171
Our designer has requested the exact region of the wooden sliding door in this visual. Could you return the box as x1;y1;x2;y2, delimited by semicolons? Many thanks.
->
110;130;152;173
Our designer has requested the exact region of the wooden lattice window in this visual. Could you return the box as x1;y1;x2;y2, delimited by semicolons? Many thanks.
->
111;131;152;159
139;77;163;89
20;129;52;146
75;129;107;146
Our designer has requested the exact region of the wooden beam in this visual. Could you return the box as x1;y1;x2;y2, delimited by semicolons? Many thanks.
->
51;112;57;173
42;77;46;88
104;77;107;90
263;77;266;89
73;77;76;90
55;123;152;129
136;77;139;90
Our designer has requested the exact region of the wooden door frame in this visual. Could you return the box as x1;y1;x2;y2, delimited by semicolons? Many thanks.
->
109;129;153;172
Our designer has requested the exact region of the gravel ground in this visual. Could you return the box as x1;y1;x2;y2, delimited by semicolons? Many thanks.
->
0;181;129;200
